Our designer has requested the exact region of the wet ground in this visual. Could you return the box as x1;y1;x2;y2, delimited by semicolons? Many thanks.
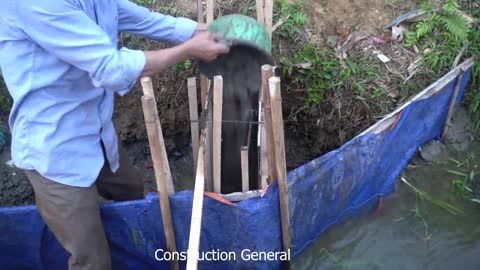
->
293;108;480;270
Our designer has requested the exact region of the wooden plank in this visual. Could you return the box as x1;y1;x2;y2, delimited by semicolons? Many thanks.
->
265;0;274;41
186;129;207;270
213;76;223;194
261;65;276;184
256;0;265;26
442;68;466;140
360;57;474;136
207;0;214;24
205;90;214;192
241;146;249;192
186;82;214;270
258;100;268;188
200;76;209;109
141;94;179;270
188;77;200;171
141;77;174;195
269;76;292;270
197;0;204;23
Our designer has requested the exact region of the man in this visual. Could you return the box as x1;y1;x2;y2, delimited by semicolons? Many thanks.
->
0;0;229;269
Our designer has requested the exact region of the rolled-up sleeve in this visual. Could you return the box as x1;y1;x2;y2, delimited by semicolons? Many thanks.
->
117;0;198;44
16;1;145;93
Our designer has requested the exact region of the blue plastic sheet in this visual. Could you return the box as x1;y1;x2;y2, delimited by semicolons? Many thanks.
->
0;65;473;269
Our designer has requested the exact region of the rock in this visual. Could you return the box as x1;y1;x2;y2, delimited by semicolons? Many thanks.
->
419;140;449;164
327;35;338;48
444;108;475;152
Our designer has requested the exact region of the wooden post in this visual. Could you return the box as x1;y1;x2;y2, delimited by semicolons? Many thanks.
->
186;131;207;270
141;77;175;195
269;76;292;270
442;68;466;140
265;0;274;41
213;76;223;194
256;0;265;26
197;0;204;23
206;0;214;25
141;94;178;270
241;146;250;192
262;65;276;184
188;77;200;170
258;100;268;188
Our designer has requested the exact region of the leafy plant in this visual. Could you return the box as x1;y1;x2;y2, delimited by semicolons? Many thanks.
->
400;177;464;215
273;0;308;40
0;75;12;113
404;0;480;112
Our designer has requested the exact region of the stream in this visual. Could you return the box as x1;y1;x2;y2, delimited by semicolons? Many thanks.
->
293;124;480;270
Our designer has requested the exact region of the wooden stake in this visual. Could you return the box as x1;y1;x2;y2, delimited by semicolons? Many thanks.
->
207;0;214;24
186;130;207;270
262;65;276;184
241;146;250;192
188;77;200;170
141;94;178;270
258;100;268;188
265;0;274;41
213;76;223;194
442;68;466;140
141;77;174;195
197;0;204;23
256;0;265;26
269;76;292;270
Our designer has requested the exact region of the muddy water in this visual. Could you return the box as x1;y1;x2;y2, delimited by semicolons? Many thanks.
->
293;140;480;269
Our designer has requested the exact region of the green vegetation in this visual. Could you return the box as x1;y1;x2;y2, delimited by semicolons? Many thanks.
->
400;177;464;215
0;75;12;113
448;155;479;203
316;248;380;270
404;0;480;112
280;44;384;109
273;0;308;41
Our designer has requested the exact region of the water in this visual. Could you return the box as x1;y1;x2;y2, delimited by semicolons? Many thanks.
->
293;145;480;270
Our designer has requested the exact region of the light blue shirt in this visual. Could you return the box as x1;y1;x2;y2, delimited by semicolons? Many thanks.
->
0;0;197;187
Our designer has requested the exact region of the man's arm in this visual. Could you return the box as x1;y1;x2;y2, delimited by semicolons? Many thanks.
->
117;0;199;44
17;1;228;94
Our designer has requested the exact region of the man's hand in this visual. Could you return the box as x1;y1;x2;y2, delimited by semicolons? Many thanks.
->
184;31;230;62
192;23;208;37
140;31;229;77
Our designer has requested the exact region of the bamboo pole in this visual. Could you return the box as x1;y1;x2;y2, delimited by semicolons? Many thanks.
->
213;76;223;194
141;94;178;270
269;76;292;270
256;0;265;26
265;0;274;41
241;146;250;192
442;68;466;140
262;65;276;184
141;77;174;195
188;77;200;170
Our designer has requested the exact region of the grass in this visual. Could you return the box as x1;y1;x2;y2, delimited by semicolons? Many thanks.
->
400;177;464;215
448;155;479;201
0;75;12;113
404;0;480;113
316;248;380;270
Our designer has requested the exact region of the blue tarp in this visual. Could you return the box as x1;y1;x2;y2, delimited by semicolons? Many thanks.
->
0;64;473;269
